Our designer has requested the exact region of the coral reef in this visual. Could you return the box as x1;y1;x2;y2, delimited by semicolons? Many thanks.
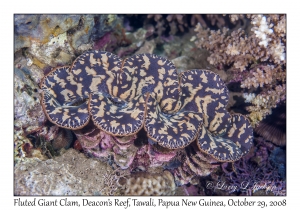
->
14;14;286;196
194;15;286;71
14;14;119;68
240;64;286;125
120;171;176;195
40;50;253;162
15;15;78;51
75;123;220;187
211;136;286;196
14;60;47;164
127;15;236;40
14;67;46;135
219;156;286;196
14;149;130;195
14;149;177;196
115;27;155;58
193;14;286;126
13;14;125;164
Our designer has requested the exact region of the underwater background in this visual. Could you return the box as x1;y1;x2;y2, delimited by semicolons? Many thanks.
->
13;14;286;196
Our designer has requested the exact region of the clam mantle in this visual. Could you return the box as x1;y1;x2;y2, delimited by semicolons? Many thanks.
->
40;50;253;162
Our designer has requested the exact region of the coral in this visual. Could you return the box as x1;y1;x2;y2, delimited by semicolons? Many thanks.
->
219;157;286;196
251;15;274;47
240;64;286;92
239;64;286;126
90;15;119;42
135;40;156;54
14;13;288;197
14;149;176;196
193;14;286;126
241;65;273;89
14;14;120;69
135;15;232;39
14;132;46;165
194;14;286;71
205;15;227;28
229;15;245;24
40;50;253;162
14;149;129;195
145;14;166;37
14;148;177;196
166;14;188;35
216;136;286;196
120;171;176;195
14;64;47;164
115;27;155;58
15;14;80;66
14;15;79;51
14;67;46;135
244;84;286;126
250;15;286;64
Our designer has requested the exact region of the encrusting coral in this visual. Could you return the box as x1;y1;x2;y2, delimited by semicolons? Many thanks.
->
40;50;253;163
14;149;130;195
14;148;177;196
121;171;176;195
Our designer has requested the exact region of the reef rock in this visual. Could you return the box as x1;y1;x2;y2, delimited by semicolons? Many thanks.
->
14;149;129;195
